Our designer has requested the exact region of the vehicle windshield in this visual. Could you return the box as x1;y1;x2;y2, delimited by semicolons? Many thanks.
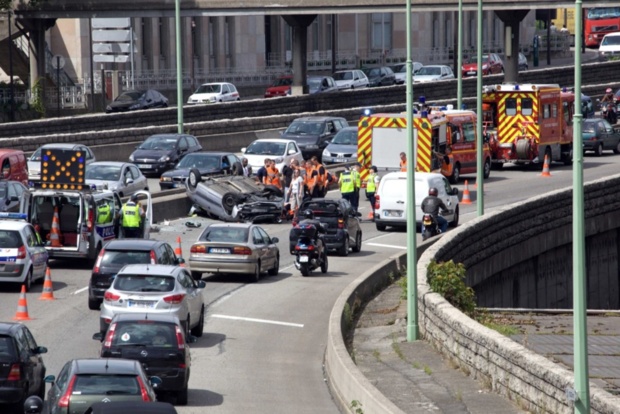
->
194;84;221;94
245;141;286;156
177;154;219;169
73;374;141;395
113;275;175;292
86;165;121;181
139;136;177;151
416;67;441;76
333;71;353;81
115;91;142;102
307;78;322;89
285;121;325;135
301;201;341;217
0;187;7;198
112;322;177;347
0;230;22;248
331;129;357;145
466;54;489;64
587;7;620;20
30;148;43;161
582;122;598;133
271;77;292;87
200;227;248;243
0;335;16;358
364;68;381;77
100;250;152;267
601;35;620;46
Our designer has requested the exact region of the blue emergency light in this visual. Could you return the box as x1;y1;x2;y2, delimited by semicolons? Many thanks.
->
0;212;28;220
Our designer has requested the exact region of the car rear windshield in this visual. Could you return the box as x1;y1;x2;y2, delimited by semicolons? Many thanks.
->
0;230;23;248
101;251;152;267
200;227;248;243
73;374;141;395
112;321;177;348
0;336;16;359
113;275;175;292
301;202;341;217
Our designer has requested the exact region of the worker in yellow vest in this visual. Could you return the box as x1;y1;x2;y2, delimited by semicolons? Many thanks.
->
365;166;380;220
339;166;356;207
119;194;145;238
350;163;362;212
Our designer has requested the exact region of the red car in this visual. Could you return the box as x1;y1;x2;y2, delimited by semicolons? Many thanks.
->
264;74;293;98
461;53;504;77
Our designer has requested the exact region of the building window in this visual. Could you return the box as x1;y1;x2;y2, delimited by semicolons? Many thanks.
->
371;13;392;51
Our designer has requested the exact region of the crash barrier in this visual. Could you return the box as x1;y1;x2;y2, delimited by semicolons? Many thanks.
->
0;60;618;145
325;173;620;414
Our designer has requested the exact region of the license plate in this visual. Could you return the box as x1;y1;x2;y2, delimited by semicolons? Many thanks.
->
467;71;475;75
209;248;230;254
127;300;155;308
138;164;152;169
299;255;309;263
384;210;402;217
336;158;346;163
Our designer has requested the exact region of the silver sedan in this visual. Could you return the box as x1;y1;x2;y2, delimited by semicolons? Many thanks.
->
99;264;206;338
85;161;149;197
188;223;280;283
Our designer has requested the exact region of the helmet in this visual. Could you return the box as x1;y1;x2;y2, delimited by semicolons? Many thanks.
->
23;396;44;414
303;210;314;220
428;187;438;196
370;165;378;173
130;194;139;202
606;88;612;94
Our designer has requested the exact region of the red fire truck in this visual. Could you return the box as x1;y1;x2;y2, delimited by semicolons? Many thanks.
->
482;83;574;169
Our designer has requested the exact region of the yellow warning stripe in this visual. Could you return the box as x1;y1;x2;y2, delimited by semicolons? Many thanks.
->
414;118;431;172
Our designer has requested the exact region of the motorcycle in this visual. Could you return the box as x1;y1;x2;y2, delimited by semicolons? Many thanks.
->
290;223;328;276
421;213;441;241
601;102;618;125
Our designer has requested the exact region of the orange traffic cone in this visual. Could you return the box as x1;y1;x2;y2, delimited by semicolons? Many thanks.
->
13;285;32;320
175;236;185;267
367;211;374;220
39;267;55;301
50;207;63;247
541;155;551;177
461;180;472;204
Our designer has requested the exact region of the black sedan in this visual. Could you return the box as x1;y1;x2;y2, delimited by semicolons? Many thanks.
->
362;66;396;87
105;89;169;113
159;152;243;190
129;134;203;176
291;198;362;256
582;118;620;156
0;181;28;213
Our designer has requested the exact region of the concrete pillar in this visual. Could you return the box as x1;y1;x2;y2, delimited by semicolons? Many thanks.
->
495;10;529;84
282;15;316;96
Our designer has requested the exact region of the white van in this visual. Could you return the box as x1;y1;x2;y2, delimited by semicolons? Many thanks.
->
374;172;460;231
20;188;152;261
599;32;620;60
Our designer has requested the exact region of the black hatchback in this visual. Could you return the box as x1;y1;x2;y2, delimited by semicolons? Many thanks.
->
0;322;47;412
129;134;202;177
88;239;184;310
93;313;192;406
280;116;349;160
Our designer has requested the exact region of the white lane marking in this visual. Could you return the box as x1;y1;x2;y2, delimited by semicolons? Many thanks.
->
366;242;406;250
73;286;88;295
211;314;304;328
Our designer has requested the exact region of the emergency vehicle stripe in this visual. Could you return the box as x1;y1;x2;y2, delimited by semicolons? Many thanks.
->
497;92;540;145
357;116;407;182
413;118;431;172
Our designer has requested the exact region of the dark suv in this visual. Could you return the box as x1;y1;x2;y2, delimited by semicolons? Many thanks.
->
129;134;203;177
93;313;191;405
280;116;349;160
0;322;47;411
88;239;184;310
291;198;362;256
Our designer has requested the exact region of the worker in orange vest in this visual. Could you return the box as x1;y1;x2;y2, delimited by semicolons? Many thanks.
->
263;159;282;190
301;160;313;198
309;156;327;198
399;152;407;172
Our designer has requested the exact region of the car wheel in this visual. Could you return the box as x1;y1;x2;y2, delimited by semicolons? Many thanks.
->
595;143;603;157
191;271;202;281
614;141;620;154
483;158;491;179
249;262;260;283
449;163;460;184
351;231;362;253
223;193;237;211
190;306;204;337
23;268;33;292
176;385;189;405
320;251;328;273
376;222;387;231
184;316;191;340
88;297;101;311
339;236;349;256
450;205;460;227
187;168;202;190
267;255;279;276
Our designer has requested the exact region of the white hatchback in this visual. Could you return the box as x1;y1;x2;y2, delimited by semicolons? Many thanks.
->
187;82;240;104
599;32;620;60
374;172;459;231
240;138;304;173
332;70;369;90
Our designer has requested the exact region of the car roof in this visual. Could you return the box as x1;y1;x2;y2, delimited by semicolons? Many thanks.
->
186;151;233;157
0;322;24;334
117;264;180;275
103;239;165;251
88;161;129;167
421;65;449;69
293;116;345;121
382;171;445;181
0;149;23;156
250;138;298;145
111;313;182;325
200;82;231;86
0;220;30;231
40;143;85;149
86;401;178;414
206;222;253;229
71;358;143;375
145;134;191;140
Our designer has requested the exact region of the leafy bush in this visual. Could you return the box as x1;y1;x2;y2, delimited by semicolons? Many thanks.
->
427;260;476;316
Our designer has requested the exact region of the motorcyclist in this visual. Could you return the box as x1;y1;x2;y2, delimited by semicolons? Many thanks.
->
296;209;326;257
420;187;449;234
601;88;615;103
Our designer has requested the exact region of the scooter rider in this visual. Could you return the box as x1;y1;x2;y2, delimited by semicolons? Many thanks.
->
297;209;326;257
421;187;449;233
601;88;615;103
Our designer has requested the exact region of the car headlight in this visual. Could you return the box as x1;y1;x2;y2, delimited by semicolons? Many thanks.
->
322;149;331;157
274;157;283;163
105;105;112;111
129;154;135;162
159;155;170;162
160;176;172;182
306;144;319;149
209;96;217;102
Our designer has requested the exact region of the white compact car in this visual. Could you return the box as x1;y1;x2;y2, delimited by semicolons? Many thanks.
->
374;172;459;231
240;138;304;173
332;70;369;90
412;65;455;83
599;32;620;60
187;82;240;104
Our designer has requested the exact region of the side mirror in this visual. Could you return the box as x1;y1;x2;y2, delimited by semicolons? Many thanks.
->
125;178;134;185
197;280;206;289
176;257;186;265
451;188;459;196
44;375;56;384
271;236;279;244
241;147;247;153
149;376;163;389
92;332;103;341
35;346;48;354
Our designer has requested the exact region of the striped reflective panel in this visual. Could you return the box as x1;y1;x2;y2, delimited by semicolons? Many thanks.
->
497;92;540;144
357;115;407;181
413;118;432;173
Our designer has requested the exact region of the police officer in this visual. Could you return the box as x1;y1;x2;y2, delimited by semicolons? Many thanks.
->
119;194;145;238
351;163;362;212
339;166;356;207
96;200;112;224
365;166;380;220
421;187;449;233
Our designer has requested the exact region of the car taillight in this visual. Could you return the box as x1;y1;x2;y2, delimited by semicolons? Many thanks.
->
374;195;380;210
58;376;77;408
136;375;151;401
93;249;106;273
338;218;344;229
7;364;20;381
295;244;314;251
175;325;185;350
232;246;252;255
190;245;206;253
163;294;186;304
103;322;117;348
16;245;26;260
104;291;120;301
150;250;157;264
87;208;94;232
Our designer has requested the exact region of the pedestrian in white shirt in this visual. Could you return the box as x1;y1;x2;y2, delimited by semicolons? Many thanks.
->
288;168;304;219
